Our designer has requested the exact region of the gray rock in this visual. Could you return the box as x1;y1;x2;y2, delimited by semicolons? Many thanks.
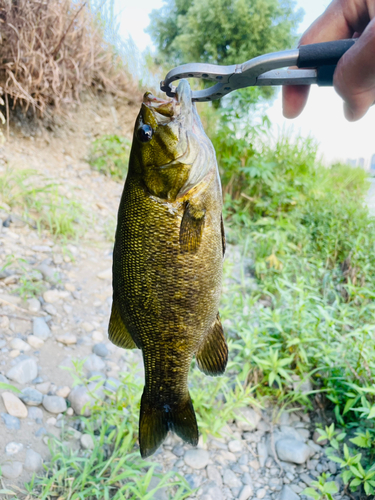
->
5;442;23;455
92;343;109;357
276;439;312;464
27;298;41;313
228;439;242;453
27;406;44;421
0;374;9;384
207;465;223;487
184;448;209;469
278;485;300;500
256;488;266;499
236;407;261;431
35;426;47;437
201;481;223;500
1;461;23;479
37;263;59;283
83;354;105;372
68;383;104;417
172;445;184;457
104;377;121;392
223;468;242;489
87;371;107;382
80;434;94;450
42;395;67;414
24;449;43;472
20;387;43;406
185;474;202;489
33;317;51;340
1;412;20;430
257;442;268;467
146;476;168;500
6;357;38;384
239;485;254;500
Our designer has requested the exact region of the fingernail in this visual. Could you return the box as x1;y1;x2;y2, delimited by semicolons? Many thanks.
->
343;102;356;121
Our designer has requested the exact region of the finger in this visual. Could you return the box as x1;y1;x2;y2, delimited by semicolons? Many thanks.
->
333;18;375;121
282;85;310;119
282;0;353;119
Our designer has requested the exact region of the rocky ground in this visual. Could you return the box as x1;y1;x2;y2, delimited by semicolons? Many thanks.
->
0;97;363;500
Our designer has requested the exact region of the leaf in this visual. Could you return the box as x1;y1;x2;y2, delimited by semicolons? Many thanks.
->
350;466;362;479
350;436;370;448
301;488;320;500
367;406;375;419
324;481;338;494
342;470;353;484
350;478;362;487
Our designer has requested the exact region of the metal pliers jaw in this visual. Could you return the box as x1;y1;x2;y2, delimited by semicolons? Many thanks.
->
160;39;356;102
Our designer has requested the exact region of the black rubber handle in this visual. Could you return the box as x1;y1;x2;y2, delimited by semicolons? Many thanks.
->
297;39;356;68
317;65;336;86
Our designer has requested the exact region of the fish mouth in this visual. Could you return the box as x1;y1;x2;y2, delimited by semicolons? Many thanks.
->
142;80;192;125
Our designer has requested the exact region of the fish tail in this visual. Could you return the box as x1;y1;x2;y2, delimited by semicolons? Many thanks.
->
139;391;198;458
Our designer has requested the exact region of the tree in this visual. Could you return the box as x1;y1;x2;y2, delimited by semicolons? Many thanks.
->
148;0;302;65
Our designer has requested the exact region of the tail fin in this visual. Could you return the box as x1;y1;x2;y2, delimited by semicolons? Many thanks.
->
139;391;198;458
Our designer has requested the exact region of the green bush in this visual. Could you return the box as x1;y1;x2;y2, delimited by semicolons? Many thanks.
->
88;134;131;180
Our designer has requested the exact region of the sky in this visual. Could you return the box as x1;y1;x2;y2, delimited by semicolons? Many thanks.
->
114;0;375;167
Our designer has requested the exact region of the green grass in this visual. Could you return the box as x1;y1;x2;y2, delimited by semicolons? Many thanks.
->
0;167;86;239
88;134;131;181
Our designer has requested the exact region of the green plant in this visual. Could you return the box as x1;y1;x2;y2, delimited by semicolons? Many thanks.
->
302;473;338;500
88;134;131;180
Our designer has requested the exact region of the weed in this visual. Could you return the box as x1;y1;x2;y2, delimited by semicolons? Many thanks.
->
88;134;131;180
0;167;86;239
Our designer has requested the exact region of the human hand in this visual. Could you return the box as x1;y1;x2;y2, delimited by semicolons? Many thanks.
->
282;0;375;121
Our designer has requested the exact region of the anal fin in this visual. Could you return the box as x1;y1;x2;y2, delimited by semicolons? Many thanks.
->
196;313;228;376
108;298;137;349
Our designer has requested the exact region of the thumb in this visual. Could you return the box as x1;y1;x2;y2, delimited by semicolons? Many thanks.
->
333;19;375;121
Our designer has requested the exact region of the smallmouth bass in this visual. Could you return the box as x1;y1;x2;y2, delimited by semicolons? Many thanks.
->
109;79;228;458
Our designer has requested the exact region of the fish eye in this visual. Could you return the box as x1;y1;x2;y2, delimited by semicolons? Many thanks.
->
138;124;153;143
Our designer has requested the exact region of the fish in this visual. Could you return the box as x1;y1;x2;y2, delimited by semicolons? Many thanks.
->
108;79;228;458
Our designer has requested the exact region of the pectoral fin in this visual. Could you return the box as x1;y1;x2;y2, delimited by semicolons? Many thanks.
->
179;201;206;253
108;298;137;349
196;313;228;376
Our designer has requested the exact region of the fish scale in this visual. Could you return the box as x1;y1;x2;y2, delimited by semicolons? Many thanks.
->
109;79;228;458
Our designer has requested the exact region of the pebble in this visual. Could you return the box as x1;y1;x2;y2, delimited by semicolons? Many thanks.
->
1;461;23;479
256;488;266;499
1;412;21;430
80;434;94;450
236;407;261;431
83;354;105;372
5;441;23;455
56;386;71;398
42;395;67;414
6;357;38;384
278;485;300;500
20;387;43;406
228;439;242;453
56;333;77;345
223;468;242;489
24;449;43;472
27;335;44;349
238;485;253;500
43;289;60;303
36;382;50;394
207;465;223;487
1;392;28;418
276;439;312;464
184;448;209;469
35;426;47;437
201;481;223;500
10;338;31;352
33;317;51;340
313;429;327;446
27;406;43;421
92;343;109;357
68;385;93;416
45;304;57;315
9;349;21;358
46;417;57;425
257;442;268;467
27;297;41;312
82;321;94;332
92;330;104;342
97;268;111;280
